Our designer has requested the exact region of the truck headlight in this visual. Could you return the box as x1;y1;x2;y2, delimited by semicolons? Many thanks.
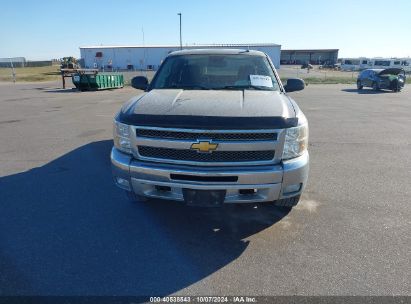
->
282;123;308;160
113;120;132;154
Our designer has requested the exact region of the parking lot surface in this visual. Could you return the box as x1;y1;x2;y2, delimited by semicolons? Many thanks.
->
0;82;410;296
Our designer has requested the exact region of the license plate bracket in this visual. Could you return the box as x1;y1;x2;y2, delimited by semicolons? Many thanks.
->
182;189;226;207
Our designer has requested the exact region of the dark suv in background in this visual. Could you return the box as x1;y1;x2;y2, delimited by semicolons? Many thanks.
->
357;68;406;92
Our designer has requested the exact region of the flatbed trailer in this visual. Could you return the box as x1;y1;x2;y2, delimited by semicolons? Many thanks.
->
60;68;98;89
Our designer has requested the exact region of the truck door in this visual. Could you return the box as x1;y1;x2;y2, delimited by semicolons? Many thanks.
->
360;70;369;86
365;71;373;87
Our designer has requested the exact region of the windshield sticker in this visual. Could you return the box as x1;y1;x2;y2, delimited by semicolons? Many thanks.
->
249;75;273;87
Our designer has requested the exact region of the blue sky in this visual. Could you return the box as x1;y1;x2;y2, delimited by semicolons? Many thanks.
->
1;0;410;60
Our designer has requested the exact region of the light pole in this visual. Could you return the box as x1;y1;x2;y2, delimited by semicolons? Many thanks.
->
177;13;182;50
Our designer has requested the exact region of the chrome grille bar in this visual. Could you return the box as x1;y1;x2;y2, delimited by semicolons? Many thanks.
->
136;129;277;141
132;126;284;166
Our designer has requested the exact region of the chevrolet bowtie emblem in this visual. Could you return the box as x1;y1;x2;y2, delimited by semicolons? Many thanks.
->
191;140;218;153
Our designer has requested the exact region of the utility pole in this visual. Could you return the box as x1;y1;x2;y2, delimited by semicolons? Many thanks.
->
177;13;182;50
9;59;16;83
142;27;147;77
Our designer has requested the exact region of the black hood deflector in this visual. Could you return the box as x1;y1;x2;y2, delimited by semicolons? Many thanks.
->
117;113;298;130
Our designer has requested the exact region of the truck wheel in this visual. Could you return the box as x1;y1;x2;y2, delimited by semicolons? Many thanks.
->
372;82;379;91
357;81;363;90
125;191;148;203
273;195;301;207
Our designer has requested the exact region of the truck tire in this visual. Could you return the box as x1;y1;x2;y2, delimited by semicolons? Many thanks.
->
357;80;363;90
125;191;148;203
273;195;301;207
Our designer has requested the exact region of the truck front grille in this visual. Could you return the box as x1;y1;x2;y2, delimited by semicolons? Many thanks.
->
138;146;275;163
134;127;281;166
136;129;277;141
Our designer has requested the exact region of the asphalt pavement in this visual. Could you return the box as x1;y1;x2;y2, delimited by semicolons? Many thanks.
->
0;81;410;296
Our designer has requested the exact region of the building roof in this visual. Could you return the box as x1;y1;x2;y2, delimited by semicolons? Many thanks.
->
79;43;281;49
0;57;26;62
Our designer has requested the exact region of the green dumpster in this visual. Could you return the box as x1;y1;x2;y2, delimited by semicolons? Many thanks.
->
72;73;124;91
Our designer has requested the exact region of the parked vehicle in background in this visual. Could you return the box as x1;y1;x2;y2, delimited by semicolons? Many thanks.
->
371;59;410;70
111;49;309;208
60;57;79;69
357;68;406;92
319;63;341;70
340;58;370;71
341;57;411;72
301;63;313;70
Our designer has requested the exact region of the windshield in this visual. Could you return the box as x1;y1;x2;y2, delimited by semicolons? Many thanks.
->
150;54;280;91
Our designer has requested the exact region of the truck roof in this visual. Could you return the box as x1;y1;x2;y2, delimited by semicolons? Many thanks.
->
364;68;405;75
365;69;385;72
168;48;267;57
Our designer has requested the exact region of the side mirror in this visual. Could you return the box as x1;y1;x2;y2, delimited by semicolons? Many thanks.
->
284;78;305;93
131;76;148;90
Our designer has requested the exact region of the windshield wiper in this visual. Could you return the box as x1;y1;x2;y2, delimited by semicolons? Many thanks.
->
215;85;273;91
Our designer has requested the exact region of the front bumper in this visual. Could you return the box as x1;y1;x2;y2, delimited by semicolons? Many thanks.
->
111;147;309;203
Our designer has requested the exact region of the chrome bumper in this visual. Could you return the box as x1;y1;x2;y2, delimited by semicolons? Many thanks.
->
111;147;309;203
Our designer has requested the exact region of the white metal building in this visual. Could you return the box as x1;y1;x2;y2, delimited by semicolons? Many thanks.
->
0;57;26;68
79;43;281;70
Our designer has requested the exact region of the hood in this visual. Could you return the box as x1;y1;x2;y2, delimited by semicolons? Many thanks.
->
379;68;405;76
118;89;297;129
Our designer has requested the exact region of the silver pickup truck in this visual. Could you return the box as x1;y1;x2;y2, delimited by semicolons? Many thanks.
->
111;49;309;207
